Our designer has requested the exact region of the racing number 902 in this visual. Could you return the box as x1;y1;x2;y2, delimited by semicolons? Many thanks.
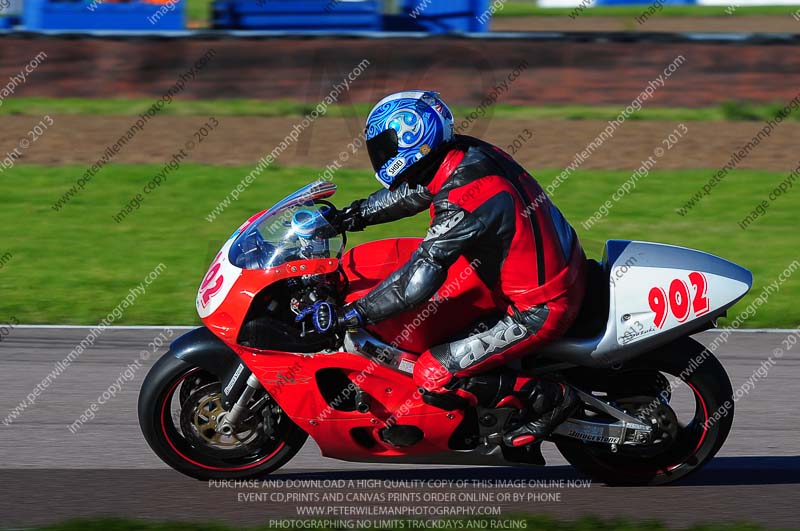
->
648;271;710;329
199;252;224;307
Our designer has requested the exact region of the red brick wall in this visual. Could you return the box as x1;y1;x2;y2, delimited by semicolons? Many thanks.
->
1;36;796;107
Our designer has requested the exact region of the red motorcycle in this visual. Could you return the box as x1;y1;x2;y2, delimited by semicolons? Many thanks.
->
139;181;752;485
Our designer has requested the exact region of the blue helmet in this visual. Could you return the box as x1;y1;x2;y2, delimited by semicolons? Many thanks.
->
365;90;455;189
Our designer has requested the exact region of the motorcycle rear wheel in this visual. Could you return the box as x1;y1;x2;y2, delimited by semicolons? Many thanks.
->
556;337;733;486
139;353;307;480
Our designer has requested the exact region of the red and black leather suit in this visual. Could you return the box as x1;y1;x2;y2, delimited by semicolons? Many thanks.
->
344;135;587;396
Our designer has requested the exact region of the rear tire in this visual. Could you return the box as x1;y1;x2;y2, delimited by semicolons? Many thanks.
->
139;353;307;480
556;337;733;486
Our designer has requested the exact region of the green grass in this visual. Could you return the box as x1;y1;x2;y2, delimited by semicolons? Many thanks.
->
498;1;800;17
3;97;799;123
1;164;796;327
26;516;784;531
186;0;213;25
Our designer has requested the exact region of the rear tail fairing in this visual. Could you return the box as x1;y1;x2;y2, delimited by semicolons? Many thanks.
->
539;240;752;367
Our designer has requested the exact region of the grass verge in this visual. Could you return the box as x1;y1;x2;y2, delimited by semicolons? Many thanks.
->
498;1;800;18
186;0;213;26
2;98;799;123
1;164;795;327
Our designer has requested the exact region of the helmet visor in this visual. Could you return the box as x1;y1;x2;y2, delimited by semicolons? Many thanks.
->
366;128;398;173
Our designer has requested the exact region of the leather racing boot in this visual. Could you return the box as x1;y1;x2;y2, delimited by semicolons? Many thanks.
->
503;380;579;447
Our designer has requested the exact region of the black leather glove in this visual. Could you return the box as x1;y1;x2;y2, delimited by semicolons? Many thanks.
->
327;201;367;233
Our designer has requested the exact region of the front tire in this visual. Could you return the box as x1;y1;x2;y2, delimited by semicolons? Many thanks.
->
139;353;307;480
557;337;733;486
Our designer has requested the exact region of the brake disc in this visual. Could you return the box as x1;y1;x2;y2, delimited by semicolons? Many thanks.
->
179;382;268;458
179;370;217;406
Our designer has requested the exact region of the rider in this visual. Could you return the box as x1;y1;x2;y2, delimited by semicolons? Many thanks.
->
307;90;587;447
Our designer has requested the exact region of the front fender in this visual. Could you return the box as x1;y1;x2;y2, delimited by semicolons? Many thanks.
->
169;326;251;408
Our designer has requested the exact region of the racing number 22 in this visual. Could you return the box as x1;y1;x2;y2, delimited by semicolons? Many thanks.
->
648;272;710;328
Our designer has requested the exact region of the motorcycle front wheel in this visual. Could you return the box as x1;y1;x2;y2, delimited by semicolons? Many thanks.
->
556;337;734;486
138;353;307;480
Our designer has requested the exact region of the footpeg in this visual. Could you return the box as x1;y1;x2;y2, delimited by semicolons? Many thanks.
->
510;434;536;447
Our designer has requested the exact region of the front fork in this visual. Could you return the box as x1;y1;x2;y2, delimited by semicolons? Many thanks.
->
216;373;266;436
167;327;277;437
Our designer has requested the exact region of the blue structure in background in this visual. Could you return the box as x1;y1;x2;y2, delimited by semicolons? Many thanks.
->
384;0;490;33
19;0;800;33
23;0;184;30
213;0;381;30
212;0;491;32
12;0;490;32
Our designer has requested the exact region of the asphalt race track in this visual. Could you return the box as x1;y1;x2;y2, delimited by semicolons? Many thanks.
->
1;327;798;528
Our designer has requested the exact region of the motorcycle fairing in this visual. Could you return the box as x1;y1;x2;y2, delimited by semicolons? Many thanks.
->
200;257;339;342
539;240;753;367
612;241;751;343
229;348;466;460
197;181;341;340
209;236;499;461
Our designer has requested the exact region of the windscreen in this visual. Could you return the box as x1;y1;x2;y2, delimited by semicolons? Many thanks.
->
228;198;342;271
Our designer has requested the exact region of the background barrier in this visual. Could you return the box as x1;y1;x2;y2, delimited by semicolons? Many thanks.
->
1;32;799;106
